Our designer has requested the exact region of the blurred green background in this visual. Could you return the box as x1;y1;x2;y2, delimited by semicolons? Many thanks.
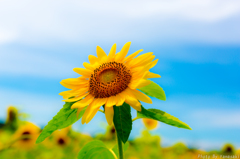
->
1;106;239;159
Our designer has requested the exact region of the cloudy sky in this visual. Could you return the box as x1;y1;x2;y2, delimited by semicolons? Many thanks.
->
0;0;240;150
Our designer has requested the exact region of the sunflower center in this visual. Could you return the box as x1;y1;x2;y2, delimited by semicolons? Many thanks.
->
22;131;31;141
58;138;65;145
99;69;117;84
89;62;131;98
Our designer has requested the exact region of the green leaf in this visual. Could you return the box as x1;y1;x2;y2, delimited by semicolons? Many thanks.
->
113;103;132;143
112;142;129;158
36;102;86;143
137;106;191;130
78;140;115;159
138;80;166;101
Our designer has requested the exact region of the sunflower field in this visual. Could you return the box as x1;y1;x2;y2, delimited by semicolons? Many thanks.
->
0;106;239;159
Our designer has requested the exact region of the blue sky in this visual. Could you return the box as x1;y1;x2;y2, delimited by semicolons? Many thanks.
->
0;0;240;150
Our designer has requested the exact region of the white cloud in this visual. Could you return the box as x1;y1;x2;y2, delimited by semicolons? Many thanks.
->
0;28;17;44
119;0;240;22
0;0;239;45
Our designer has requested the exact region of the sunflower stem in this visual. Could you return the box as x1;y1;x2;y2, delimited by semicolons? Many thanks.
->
116;132;124;159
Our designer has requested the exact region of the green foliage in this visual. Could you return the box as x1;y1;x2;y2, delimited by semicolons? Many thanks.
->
78;140;115;159
137;106;191;130
36;102;86;143
113;103;132;143
112;142;129;158
138;80;166;101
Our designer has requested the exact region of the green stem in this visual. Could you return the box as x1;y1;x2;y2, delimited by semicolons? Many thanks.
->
116;132;124;159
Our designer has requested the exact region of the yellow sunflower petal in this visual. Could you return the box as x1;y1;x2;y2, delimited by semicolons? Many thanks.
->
60;81;88;89
135;79;151;89
141;59;159;73
121;88;135;98
86;106;101;124
121;88;142;111
107;43;116;61
125;96;141;111
127;52;153;67
96;46;107;60
105;106;114;125
59;90;71;99
61;77;87;85
73;68;93;77
130;55;155;68
88;55;98;65
63;92;89;102
131;70;147;80
91;98;107;108
73;86;89;94
130;66;145;74
81;104;92;124
105;96;117;107
92;62;100;69
100;56;108;64
71;94;94;109
60;87;89;99
124;49;143;63
128;78;151;89
76;107;84;119
83;62;95;71
138;55;155;67
129;89;152;104
82;102;100;124
128;72;148;89
59;89;78;99
144;72;161;78
147;59;158;69
115;94;125;106
115;42;131;62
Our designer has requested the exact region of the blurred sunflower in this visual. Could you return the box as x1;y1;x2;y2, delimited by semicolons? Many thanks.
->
60;42;160;125
142;118;159;130
6;106;18;123
5;106;19;131
0;141;3;151
236;149;240;155
222;143;235;155
12;122;40;149
53;129;70;147
104;125;116;141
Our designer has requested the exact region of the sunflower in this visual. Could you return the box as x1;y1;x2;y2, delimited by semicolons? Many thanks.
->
60;42;160;125
53;129;70;147
6;106;18;123
0;141;3;150
12;122;40;149
142;118;159;130
5;106;19;131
